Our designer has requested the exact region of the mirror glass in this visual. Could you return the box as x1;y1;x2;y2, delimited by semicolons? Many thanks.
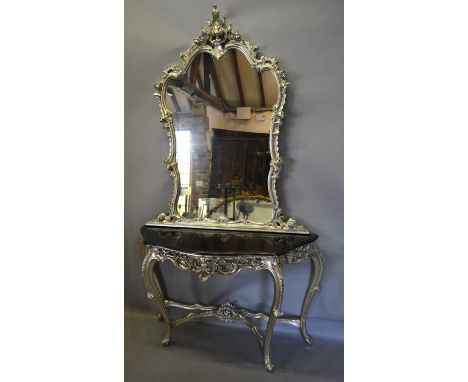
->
164;48;278;223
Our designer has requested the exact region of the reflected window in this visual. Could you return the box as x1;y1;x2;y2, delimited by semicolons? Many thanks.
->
176;130;191;215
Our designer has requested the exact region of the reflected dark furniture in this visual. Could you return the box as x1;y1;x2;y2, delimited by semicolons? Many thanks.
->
141;226;324;371
208;130;270;198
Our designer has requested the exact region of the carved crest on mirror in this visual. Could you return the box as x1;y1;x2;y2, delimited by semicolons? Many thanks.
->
148;5;308;234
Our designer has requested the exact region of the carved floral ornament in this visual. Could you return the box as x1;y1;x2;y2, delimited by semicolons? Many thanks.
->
214;301;242;322
144;243;318;282
150;5;307;234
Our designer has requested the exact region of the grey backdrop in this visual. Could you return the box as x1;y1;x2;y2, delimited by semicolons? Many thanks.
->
125;0;343;343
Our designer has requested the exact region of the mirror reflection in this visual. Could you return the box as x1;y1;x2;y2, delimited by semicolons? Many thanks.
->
165;49;278;222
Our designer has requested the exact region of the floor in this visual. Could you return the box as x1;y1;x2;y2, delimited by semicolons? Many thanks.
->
125;309;343;382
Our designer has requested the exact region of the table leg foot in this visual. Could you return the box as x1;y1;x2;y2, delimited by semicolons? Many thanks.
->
142;248;172;346
299;244;324;345
265;362;274;372
301;330;313;345
263;260;283;372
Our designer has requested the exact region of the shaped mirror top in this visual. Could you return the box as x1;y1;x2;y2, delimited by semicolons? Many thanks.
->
148;5;308;234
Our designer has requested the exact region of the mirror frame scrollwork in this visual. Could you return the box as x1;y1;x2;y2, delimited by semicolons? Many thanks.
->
147;5;308;234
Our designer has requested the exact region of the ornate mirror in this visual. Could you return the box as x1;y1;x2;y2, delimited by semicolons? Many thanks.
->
147;5;308;234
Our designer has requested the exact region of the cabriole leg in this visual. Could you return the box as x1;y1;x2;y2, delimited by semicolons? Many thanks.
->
263;260;284;372
142;248;172;345
300;243;324;344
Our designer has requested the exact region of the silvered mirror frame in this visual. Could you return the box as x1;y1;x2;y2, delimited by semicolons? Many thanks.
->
147;5;308;234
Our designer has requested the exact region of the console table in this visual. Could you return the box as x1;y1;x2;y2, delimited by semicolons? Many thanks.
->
141;226;324;371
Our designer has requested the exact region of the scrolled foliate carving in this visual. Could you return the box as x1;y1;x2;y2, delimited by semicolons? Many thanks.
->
214;301;241;323
180;4;242;61
216;215;229;224
150;5;306;233
144;243;318;280
285;243;311;265
284;243;322;265
145;245;273;282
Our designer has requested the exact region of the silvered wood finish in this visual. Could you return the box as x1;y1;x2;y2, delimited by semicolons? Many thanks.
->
149;5;306;234
142;242;324;371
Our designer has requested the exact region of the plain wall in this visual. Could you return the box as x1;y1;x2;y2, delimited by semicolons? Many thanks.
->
125;0;343;343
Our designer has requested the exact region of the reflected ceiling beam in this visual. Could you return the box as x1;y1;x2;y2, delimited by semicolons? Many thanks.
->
203;54;211;93
189;55;203;89
209;56;223;99
187;98;193;110
167;88;181;112
170;95;181;112
172;78;235;113
257;71;266;107
231;50;245;107
191;86;235;112
195;71;203;90
189;55;200;83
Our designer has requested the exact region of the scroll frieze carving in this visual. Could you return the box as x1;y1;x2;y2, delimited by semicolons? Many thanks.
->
145;243;319;281
146;245;275;282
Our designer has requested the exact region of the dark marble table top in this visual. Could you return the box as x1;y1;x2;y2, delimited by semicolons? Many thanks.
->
141;226;318;256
